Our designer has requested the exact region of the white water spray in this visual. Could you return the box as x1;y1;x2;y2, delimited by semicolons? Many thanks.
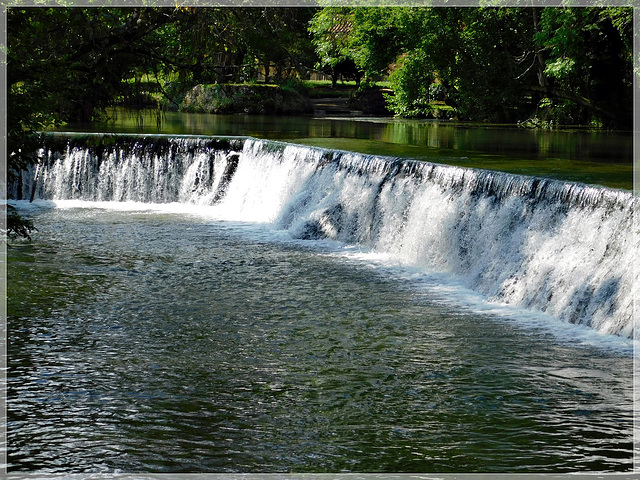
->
13;133;637;338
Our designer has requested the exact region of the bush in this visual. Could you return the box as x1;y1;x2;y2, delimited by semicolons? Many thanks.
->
385;51;434;118
178;84;313;115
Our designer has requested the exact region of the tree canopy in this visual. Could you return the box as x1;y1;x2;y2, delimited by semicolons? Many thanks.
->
7;6;632;140
310;6;633;127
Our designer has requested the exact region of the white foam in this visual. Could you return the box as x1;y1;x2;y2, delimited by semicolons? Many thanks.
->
14;135;637;342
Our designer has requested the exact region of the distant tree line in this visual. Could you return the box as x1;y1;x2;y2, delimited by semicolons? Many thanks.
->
6;6;634;237
311;7;633;127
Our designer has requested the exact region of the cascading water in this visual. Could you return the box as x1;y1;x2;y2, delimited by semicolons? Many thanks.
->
12;133;637;339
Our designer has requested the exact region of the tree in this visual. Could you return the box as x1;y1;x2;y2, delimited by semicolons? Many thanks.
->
150;8;317;88
7;206;37;241
532;7;633;127
309;7;358;87
309;6;633;127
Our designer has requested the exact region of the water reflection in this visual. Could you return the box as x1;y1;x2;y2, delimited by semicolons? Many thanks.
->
60;108;633;190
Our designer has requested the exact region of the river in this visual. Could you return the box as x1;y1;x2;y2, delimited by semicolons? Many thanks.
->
60;108;634;190
7;115;636;474
8;201;634;473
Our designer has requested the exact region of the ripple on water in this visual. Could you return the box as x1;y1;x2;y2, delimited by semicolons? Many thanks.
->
7;206;634;473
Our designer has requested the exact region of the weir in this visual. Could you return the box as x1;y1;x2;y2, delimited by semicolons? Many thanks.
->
11;133;637;338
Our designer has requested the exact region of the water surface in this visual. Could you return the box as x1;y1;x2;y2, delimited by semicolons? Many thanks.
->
8;202;634;473
59;109;633;190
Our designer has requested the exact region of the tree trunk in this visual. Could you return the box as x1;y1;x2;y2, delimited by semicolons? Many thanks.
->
531;8;549;88
528;85;620;123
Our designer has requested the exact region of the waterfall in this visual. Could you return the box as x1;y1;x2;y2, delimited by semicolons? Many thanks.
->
12;133;637;338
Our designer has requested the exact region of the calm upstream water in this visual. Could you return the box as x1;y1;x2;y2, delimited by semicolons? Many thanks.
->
61;108;634;190
8;122;635;474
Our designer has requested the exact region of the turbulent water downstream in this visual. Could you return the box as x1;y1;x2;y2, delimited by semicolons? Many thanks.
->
7;133;636;473
13;133;637;338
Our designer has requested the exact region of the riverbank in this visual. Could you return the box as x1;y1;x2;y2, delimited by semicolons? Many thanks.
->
152;81;392;117
153;81;459;119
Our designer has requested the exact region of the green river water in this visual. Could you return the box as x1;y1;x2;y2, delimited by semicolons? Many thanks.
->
8;111;635;474
61;108;634;190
